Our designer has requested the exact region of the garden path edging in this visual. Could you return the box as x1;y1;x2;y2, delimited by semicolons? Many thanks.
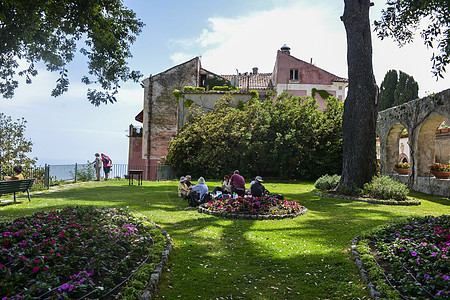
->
311;191;421;206
136;214;172;300
198;205;307;220
351;236;382;300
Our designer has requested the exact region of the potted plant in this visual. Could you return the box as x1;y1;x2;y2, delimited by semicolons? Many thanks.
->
429;163;450;179
394;162;410;175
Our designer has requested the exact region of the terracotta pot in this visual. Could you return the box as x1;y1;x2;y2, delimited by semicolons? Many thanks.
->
394;168;410;175
431;171;450;179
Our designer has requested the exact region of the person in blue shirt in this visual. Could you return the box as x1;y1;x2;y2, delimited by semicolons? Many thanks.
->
190;177;209;200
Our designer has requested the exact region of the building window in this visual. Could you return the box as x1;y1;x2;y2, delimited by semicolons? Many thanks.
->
339;86;342;90
290;69;299;81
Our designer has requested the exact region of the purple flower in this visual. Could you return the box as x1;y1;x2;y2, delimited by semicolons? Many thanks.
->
61;283;69;290
32;267;39;273
424;274;430;279
411;251;418;257
443;275;449;281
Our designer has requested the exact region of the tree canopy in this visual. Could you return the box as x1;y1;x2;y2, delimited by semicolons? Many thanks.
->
0;113;37;179
165;93;344;180
379;70;419;111
374;0;450;78
0;0;144;105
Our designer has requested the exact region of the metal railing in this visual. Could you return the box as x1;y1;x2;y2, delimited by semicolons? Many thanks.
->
1;163;175;190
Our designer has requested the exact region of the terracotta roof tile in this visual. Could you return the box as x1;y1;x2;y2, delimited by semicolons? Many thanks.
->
220;73;272;91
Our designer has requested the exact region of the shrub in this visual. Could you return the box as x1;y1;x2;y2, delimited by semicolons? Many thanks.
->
364;175;409;200
314;174;341;191
211;85;239;92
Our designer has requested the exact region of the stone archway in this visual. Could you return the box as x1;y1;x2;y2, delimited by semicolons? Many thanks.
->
377;89;450;197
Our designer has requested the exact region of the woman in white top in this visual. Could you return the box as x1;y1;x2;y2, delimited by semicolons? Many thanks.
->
222;175;232;194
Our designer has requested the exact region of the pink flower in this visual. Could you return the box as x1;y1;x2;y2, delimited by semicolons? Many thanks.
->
32;267;39;273
411;251;418;257
61;283;69;290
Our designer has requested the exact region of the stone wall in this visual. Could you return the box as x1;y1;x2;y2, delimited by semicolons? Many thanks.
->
377;89;450;197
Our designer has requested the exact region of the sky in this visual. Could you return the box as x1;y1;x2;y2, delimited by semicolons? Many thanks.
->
2;0;449;165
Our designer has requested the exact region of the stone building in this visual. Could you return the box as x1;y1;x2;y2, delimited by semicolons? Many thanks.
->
128;46;349;180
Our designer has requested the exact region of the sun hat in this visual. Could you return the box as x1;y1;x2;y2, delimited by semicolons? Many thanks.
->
198;177;205;184
180;176;186;182
255;176;263;182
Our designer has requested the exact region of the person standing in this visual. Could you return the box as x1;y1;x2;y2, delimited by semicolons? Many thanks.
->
91;153;102;181
101;153;112;181
230;170;245;196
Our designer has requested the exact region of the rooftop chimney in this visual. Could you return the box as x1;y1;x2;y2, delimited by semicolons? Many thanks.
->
252;67;258;75
281;44;291;55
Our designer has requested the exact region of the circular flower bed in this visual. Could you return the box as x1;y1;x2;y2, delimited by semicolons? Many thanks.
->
0;206;167;299
199;195;307;219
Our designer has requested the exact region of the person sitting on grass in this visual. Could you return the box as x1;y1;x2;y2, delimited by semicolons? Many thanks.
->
190;177;209;201
230;170;246;196
178;176;190;198
4;166;24;181
250;176;267;197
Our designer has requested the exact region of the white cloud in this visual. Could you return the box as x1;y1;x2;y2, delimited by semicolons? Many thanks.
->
170;0;449;97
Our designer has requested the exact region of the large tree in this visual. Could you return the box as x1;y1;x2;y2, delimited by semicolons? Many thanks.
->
340;0;379;190
374;0;450;79
0;113;37;179
0;0;144;105
379;70;419;111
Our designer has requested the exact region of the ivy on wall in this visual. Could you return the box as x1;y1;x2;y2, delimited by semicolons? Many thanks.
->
311;88;332;100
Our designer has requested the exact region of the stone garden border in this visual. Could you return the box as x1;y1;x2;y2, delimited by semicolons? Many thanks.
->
198;205;308;220
311;190;421;206
137;215;172;300
350;236;382;300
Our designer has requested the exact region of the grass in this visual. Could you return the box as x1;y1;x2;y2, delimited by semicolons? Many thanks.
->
0;180;448;299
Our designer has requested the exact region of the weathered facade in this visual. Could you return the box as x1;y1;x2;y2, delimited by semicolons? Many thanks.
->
377;89;450;197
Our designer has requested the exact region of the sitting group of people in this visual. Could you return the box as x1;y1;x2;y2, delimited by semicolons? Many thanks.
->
177;170;268;206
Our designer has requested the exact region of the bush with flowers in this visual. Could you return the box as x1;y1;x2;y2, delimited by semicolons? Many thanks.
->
0;206;166;299
200;195;305;218
358;215;449;299
394;162;410;169
429;163;450;172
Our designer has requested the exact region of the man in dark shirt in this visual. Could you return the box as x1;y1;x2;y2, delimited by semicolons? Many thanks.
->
251;176;266;197
230;170;246;196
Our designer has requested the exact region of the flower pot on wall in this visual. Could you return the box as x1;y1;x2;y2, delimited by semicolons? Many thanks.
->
394;168;410;175
431;171;450;179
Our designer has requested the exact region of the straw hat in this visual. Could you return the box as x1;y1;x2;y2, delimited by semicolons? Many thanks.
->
198;177;205;184
255;176;263;182
180;176;186;182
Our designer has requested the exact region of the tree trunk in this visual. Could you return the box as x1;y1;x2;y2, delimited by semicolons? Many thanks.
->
340;0;378;189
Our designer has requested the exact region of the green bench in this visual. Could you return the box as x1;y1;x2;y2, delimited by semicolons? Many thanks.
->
0;178;35;202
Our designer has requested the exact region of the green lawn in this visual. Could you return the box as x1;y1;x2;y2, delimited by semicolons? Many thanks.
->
0;180;448;299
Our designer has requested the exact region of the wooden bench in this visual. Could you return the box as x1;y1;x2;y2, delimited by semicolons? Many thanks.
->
0;178;35;202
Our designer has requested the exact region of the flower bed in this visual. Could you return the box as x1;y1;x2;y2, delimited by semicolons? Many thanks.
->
355;215;449;299
0;206;167;299
312;190;421;206
199;195;307;219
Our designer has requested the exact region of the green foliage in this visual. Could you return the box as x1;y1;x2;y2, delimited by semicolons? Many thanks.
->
183;86;206;92
173;89;181;101
0;0;144;105
363;175;409;200
0;113;37;179
374;0;450;79
250;90;259;100
183;99;194;108
311;88;332;100
379;70;419;111
211;86;240;92
205;75;231;89
71;162;95;182
165;93;344;180
314;174;341;191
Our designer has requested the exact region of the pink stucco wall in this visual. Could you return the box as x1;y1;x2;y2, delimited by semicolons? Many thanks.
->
274;51;339;85
286;90;307;97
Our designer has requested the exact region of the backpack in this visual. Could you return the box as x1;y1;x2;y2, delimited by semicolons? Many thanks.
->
188;192;202;207
103;157;110;164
